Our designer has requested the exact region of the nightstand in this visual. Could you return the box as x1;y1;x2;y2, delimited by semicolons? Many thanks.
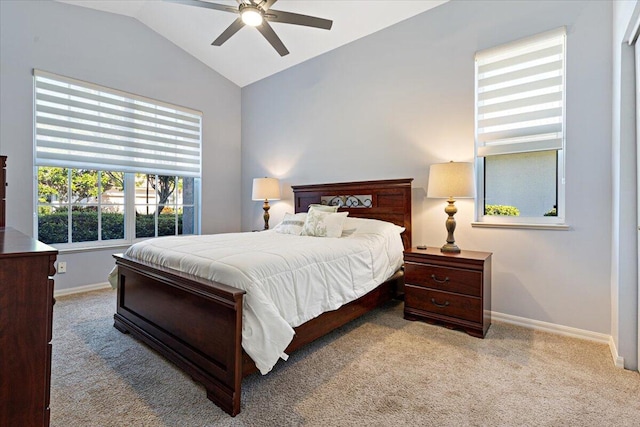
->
403;247;492;338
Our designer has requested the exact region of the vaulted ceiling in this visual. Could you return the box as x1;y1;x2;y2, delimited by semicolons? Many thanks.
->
57;0;448;87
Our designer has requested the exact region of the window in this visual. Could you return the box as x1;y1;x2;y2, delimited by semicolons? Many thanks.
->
37;168;126;244
133;174;197;239
474;28;566;226
34;70;201;247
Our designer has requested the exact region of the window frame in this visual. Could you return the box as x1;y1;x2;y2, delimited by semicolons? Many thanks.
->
474;151;566;227
473;28;567;228
34;168;201;250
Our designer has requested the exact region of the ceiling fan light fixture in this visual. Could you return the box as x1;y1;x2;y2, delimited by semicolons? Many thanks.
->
169;0;333;57
240;5;263;27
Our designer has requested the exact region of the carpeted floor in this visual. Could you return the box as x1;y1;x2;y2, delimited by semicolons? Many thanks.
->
50;289;639;426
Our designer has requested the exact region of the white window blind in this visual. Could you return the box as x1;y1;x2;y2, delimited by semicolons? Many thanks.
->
34;69;202;177
475;27;566;157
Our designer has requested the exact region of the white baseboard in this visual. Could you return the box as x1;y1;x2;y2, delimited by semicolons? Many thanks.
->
54;282;112;298
492;311;612;345
492;311;625;369
608;336;626;368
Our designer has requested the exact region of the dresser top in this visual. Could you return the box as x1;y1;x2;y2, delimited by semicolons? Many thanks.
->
0;227;58;258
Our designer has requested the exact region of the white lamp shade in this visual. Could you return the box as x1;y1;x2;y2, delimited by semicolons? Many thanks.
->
252;177;281;201
427;162;475;198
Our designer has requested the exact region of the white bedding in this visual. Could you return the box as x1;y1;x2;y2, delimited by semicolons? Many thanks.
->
120;219;404;374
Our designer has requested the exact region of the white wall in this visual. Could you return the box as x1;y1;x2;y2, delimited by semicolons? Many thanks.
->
241;1;615;337
0;0;242;291
611;0;639;370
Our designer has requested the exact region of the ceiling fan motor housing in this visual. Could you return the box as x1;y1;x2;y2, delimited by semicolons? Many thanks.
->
239;3;264;27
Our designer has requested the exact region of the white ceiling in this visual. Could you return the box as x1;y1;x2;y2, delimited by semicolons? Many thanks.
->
57;0;448;87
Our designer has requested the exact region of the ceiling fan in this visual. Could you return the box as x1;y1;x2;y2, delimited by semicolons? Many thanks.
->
165;0;333;57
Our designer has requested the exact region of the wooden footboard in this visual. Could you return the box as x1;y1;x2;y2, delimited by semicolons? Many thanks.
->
113;254;245;416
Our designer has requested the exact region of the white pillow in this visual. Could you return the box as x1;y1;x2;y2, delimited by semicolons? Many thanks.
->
301;210;348;238
274;212;307;235
308;203;339;213
342;217;405;235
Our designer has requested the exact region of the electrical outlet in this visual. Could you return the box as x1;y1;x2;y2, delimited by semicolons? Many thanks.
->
57;261;67;274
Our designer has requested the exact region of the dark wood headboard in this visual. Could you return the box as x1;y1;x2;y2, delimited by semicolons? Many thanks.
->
292;178;413;249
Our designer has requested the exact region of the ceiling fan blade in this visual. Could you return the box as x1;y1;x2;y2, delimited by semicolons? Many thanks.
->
256;21;289;56
266;9;332;30
212;17;245;46
163;0;238;14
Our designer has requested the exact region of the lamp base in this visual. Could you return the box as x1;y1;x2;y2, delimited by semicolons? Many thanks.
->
262;199;271;230
440;243;461;254
441;198;461;254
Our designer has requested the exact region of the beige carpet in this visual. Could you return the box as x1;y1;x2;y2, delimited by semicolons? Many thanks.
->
51;289;639;426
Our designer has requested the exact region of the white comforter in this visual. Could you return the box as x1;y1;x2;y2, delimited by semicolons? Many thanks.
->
122;223;404;374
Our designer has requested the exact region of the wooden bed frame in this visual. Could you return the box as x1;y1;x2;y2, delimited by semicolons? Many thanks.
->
113;178;412;416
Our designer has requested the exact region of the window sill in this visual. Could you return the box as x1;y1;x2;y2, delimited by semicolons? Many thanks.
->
55;243;132;255
471;222;571;231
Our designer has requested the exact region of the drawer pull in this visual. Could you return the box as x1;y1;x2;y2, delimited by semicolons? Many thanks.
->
431;274;450;284
431;298;450;308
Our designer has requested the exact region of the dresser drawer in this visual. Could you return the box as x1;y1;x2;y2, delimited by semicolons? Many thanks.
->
404;285;482;323
404;262;482;297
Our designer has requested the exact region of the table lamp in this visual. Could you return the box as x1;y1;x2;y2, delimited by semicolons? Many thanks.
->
427;161;475;253
252;177;281;230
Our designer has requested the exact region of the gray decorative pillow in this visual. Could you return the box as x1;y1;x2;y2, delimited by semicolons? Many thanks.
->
301;210;348;238
274;212;307;235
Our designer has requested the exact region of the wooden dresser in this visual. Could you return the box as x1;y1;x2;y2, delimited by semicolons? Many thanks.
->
0;228;58;426
1;155;6;227
404;247;492;338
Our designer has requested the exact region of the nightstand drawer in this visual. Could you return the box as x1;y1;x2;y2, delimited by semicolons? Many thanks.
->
404;285;482;323
404;262;482;297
